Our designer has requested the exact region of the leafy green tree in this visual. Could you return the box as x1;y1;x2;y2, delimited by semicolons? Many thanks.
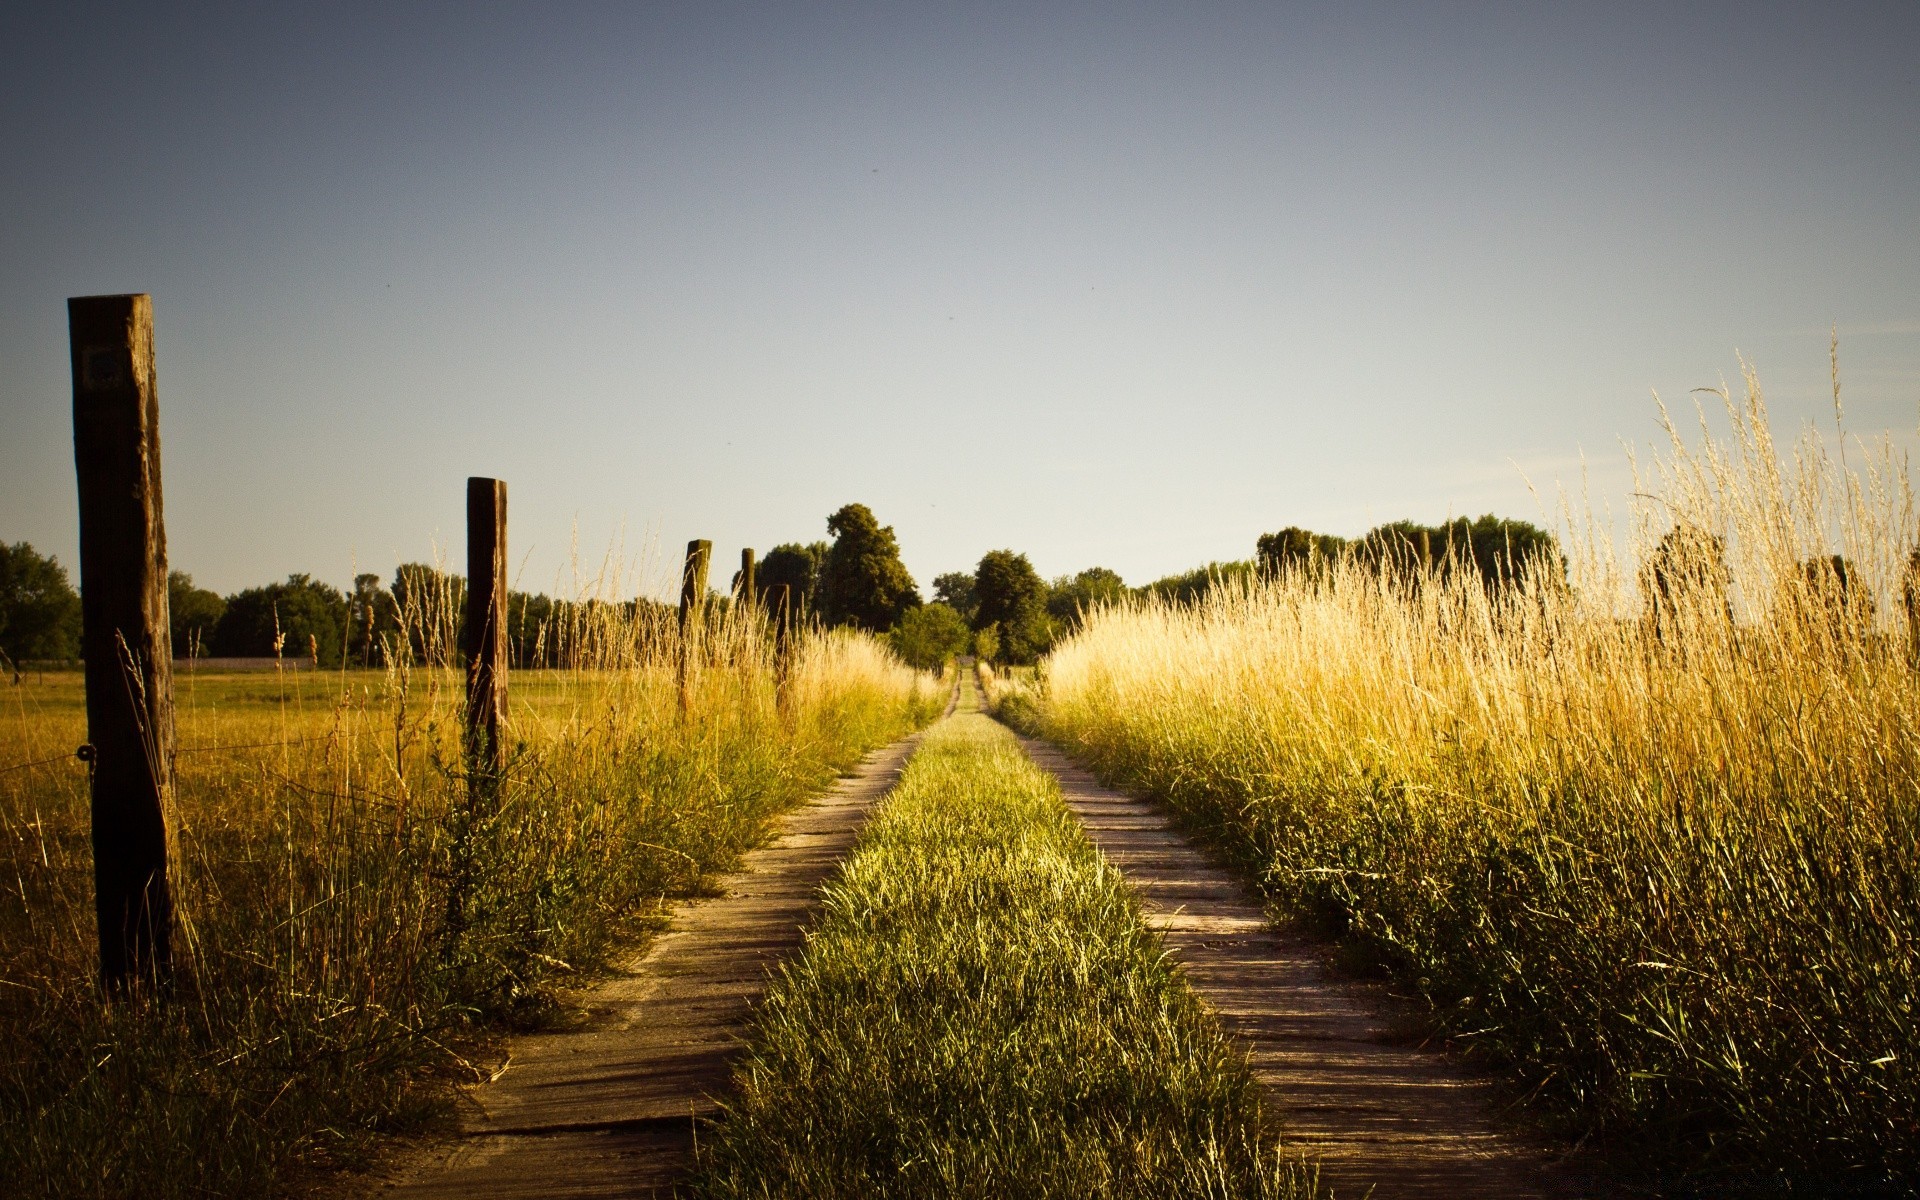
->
1046;567;1127;633
212;574;349;665
390;562;466;665
820;505;921;633
1139;560;1258;605
1640;524;1731;640
889;601;972;670
971;623;1000;664
973;550;1053;664
931;572;977;622
344;572;400;666
168;571;227;660
0;541;81;664
1354;515;1562;592
757;541;830;619
1256;527;1349;577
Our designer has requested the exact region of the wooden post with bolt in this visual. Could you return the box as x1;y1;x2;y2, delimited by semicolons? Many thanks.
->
679;539;711;714
465;477;508;798
70;293;175;993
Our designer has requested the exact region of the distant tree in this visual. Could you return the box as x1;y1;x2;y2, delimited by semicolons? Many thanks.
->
212;574;349;665
168;571;227;660
344;572;399;666
973;550;1053;664
1639;524;1732;641
757;542;830;619
971;623;1000;664
1046;567;1127;633
1139;560;1258;605
390;562;465;665
820;505;921;633
507;589;556;668
931;571;978;623
889;602;972;670
0;541;82;665
1353;515;1562;592
1256;527;1348;578
1791;554;1869;638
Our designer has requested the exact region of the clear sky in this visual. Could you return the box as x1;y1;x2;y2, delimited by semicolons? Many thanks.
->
3;2;1917;599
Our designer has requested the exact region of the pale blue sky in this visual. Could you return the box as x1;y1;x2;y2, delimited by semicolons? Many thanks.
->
3;2;1917;598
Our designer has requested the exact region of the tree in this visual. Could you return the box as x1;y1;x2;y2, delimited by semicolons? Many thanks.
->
973;550;1053;664
1256;527;1348;577
168;571;227;660
1353;515;1562;592
971;623;1000;664
0;541;81;664
889;602;972;670
1639;524;1731;642
757;541;830;619
1140;560;1257;605
931;572;977;623
1046;567;1127;633
390;562;465;665
346;572;400;666
212;574;349;665
820;504;921;633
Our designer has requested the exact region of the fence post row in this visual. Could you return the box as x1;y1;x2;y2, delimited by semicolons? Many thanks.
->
465;477;507;798
69;293;175;993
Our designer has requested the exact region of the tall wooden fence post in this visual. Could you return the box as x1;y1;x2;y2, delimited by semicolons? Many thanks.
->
737;547;756;606
465;478;508;799
679;539;711;714
70;293;174;992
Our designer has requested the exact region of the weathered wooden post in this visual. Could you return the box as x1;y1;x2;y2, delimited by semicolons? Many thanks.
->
679;539;711;714
737;547;756;605
465;477;508;797
70;293;174;992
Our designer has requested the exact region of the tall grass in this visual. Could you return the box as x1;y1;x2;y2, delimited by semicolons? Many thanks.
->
692;693;1315;1200
1042;372;1919;1179
0;589;936;1198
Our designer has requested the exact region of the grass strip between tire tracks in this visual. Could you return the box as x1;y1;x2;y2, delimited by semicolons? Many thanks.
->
690;699;1318;1200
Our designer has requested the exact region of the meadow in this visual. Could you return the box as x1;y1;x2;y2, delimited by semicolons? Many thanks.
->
692;683;1315;1200
0;599;936;1198
1037;377;1918;1180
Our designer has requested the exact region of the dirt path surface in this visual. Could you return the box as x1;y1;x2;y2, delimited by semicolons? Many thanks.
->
1014;733;1603;1200
371;728;929;1200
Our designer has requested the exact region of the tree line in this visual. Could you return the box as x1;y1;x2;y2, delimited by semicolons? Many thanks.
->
12;508;1885;676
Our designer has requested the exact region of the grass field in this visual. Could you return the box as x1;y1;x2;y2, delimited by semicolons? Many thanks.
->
691;685;1317;1200
0;607;937;1199
1039;382;1919;1180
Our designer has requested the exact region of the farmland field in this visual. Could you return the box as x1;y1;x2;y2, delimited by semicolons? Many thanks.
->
0;617;937;1198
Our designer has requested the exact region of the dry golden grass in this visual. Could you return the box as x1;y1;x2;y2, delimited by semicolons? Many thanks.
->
1042;369;1918;1178
0;594;936;1198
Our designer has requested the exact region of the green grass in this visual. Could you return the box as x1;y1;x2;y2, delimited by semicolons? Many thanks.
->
1;622;936;1199
690;697;1316;1200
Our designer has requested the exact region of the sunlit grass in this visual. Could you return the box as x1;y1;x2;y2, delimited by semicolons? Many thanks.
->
0;599;937;1198
691;687;1317;1200
1040;373;1919;1178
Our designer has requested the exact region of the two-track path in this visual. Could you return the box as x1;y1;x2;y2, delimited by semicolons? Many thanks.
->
373;661;1599;1199
1013;727;1601;1199
373;719;936;1200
